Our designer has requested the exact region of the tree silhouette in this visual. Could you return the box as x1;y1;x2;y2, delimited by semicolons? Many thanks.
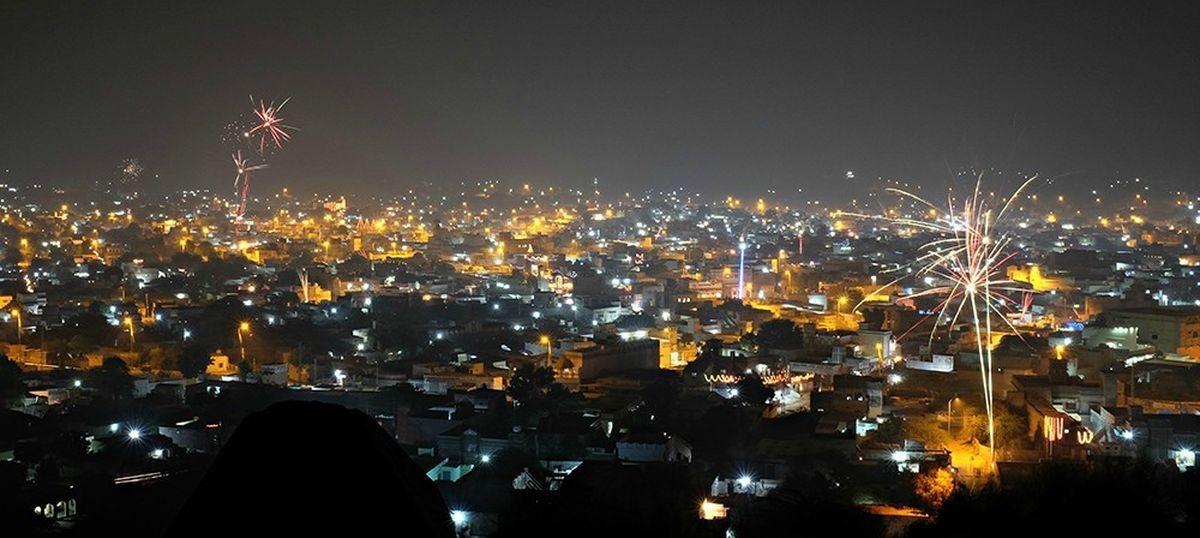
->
88;356;134;400
756;319;805;350
178;344;212;379
0;354;27;405
507;364;570;416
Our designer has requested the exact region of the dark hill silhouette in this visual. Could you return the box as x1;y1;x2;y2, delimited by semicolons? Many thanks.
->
168;401;453;536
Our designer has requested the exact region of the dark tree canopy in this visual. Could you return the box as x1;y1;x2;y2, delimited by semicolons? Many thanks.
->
0;354;27;404
88;356;134;400
507;364;571;415
756;319;805;350
177;344;212;379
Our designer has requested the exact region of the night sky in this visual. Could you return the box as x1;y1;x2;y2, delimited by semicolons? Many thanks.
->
3;1;1200;200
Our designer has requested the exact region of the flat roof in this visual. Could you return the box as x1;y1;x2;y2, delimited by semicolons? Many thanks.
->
1109;307;1200;319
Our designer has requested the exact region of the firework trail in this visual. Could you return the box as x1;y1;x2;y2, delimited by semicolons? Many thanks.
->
847;174;1038;461
232;151;268;217
224;96;295;216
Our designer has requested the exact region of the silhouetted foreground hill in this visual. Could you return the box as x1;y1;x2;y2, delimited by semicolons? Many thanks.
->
169;401;453;537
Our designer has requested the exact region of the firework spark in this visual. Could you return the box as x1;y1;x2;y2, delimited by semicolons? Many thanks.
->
119;158;143;185
849;175;1038;461
232;151;268;217
244;96;296;156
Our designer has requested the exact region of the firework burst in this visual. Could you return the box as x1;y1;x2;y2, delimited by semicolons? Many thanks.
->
244;96;296;156
224;96;296;217
849;174;1039;461
119;158;143;185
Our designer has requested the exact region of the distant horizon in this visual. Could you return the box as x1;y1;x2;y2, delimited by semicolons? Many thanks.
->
4;2;1200;200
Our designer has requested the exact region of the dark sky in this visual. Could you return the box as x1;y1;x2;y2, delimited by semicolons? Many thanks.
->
3;1;1200;201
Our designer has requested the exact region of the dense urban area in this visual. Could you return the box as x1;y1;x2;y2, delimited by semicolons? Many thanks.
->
3;174;1200;535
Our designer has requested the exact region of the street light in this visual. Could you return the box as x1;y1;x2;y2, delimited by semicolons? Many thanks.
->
837;295;849;314
947;396;960;432
123;316;135;352
238;321;250;366
539;335;551;367
10;308;21;345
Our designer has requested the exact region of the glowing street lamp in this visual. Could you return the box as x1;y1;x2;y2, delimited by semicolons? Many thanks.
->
10;308;21;345
123;316;135;352
539;335;551;367
947;396;960;432
238;321;250;365
734;475;755;496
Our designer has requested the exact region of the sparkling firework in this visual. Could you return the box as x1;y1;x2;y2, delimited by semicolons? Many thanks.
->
244;96;295;156
232;151;268;217
119;158;143;185
850;175;1038;461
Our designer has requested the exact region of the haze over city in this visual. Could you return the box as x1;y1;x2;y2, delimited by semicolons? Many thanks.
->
4;2;1200;200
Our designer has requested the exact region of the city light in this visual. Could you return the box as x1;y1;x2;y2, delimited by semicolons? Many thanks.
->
699;499;728;520
5;9;1200;533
